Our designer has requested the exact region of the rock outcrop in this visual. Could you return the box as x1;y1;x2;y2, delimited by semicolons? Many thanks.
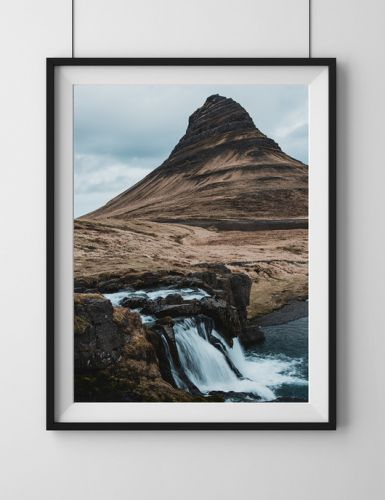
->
74;294;124;370
74;293;199;402
75;267;253;346
239;323;265;347
85;94;307;222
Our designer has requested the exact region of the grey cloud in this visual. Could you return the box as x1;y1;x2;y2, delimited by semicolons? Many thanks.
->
74;153;154;216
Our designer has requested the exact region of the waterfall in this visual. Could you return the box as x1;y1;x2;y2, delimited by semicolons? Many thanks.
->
174;317;277;400
159;333;189;391
104;286;308;401
174;317;239;390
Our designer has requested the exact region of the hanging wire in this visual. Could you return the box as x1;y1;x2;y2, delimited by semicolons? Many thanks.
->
72;0;74;58
308;0;311;58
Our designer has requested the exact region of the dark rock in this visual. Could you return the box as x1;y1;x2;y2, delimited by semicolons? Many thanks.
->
211;288;226;299
208;391;261;402
74;295;199;403
161;324;175;342
144;329;175;386
147;325;201;395
74;293;124;370
129;271;183;290
239;324;265;347
155;316;174;326
200;297;241;344
186;270;251;325
188;271;218;289
140;299;157;314
132;270;253;345
98;278;126;293
164;293;184;305
74;277;96;290
155;301;201;318
229;273;252;311
120;295;149;309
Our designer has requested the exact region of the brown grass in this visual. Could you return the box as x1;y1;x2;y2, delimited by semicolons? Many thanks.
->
75;218;307;319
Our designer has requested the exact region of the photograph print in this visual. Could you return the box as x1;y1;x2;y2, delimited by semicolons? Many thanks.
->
73;83;310;405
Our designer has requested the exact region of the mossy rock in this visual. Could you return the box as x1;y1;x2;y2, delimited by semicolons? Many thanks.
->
74;314;91;335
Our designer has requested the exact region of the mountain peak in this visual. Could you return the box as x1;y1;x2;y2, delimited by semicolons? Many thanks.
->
205;93;227;103
186;94;256;136
86;94;307;222
164;94;263;163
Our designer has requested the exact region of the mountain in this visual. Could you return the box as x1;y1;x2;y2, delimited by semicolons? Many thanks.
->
85;94;308;224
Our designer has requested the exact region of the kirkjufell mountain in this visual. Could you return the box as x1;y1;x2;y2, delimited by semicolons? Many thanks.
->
74;94;309;404
86;94;308;223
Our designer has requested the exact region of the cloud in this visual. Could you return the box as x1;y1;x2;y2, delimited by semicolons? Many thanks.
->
272;107;308;163
74;153;154;217
74;84;308;216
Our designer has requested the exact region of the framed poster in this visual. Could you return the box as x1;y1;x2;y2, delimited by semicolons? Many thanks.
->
47;58;336;430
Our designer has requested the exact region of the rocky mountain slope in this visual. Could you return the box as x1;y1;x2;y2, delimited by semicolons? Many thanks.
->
75;94;308;320
86;94;308;223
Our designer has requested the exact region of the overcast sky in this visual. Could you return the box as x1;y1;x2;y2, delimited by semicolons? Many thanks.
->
74;85;308;217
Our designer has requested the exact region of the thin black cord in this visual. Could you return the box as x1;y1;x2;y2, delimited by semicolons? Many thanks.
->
308;0;311;58
72;0;74;58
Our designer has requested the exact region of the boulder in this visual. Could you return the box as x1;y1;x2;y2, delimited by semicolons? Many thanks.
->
164;293;184;305
120;295;149;309
74;293;125;370
229;273;252;311
188;271;218;289
239;324;265;347
155;316;174;327
200;297;241;344
155;301;201;318
97;278;126;293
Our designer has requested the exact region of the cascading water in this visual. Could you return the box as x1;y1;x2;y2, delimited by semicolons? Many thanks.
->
174;317;243;392
104;287;209;306
104;286;308;402
159;333;189;391
174;317;307;401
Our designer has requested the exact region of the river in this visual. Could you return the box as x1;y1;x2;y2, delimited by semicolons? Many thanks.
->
104;287;308;402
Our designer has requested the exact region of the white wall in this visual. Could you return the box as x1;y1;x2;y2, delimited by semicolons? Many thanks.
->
74;0;309;57
1;1;384;499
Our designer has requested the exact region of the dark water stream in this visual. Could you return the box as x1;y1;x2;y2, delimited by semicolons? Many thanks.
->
250;316;308;400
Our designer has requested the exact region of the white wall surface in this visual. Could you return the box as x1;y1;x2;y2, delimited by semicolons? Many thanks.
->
74;0;309;57
0;1;384;499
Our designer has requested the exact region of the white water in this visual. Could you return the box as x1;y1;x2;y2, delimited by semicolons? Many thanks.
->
131;308;156;325
104;287;209;326
174;318;307;401
104;287;209;307
104;287;307;401
159;334;189;390
213;330;306;389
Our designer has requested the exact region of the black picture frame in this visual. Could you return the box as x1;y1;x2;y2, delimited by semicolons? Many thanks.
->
47;57;336;431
